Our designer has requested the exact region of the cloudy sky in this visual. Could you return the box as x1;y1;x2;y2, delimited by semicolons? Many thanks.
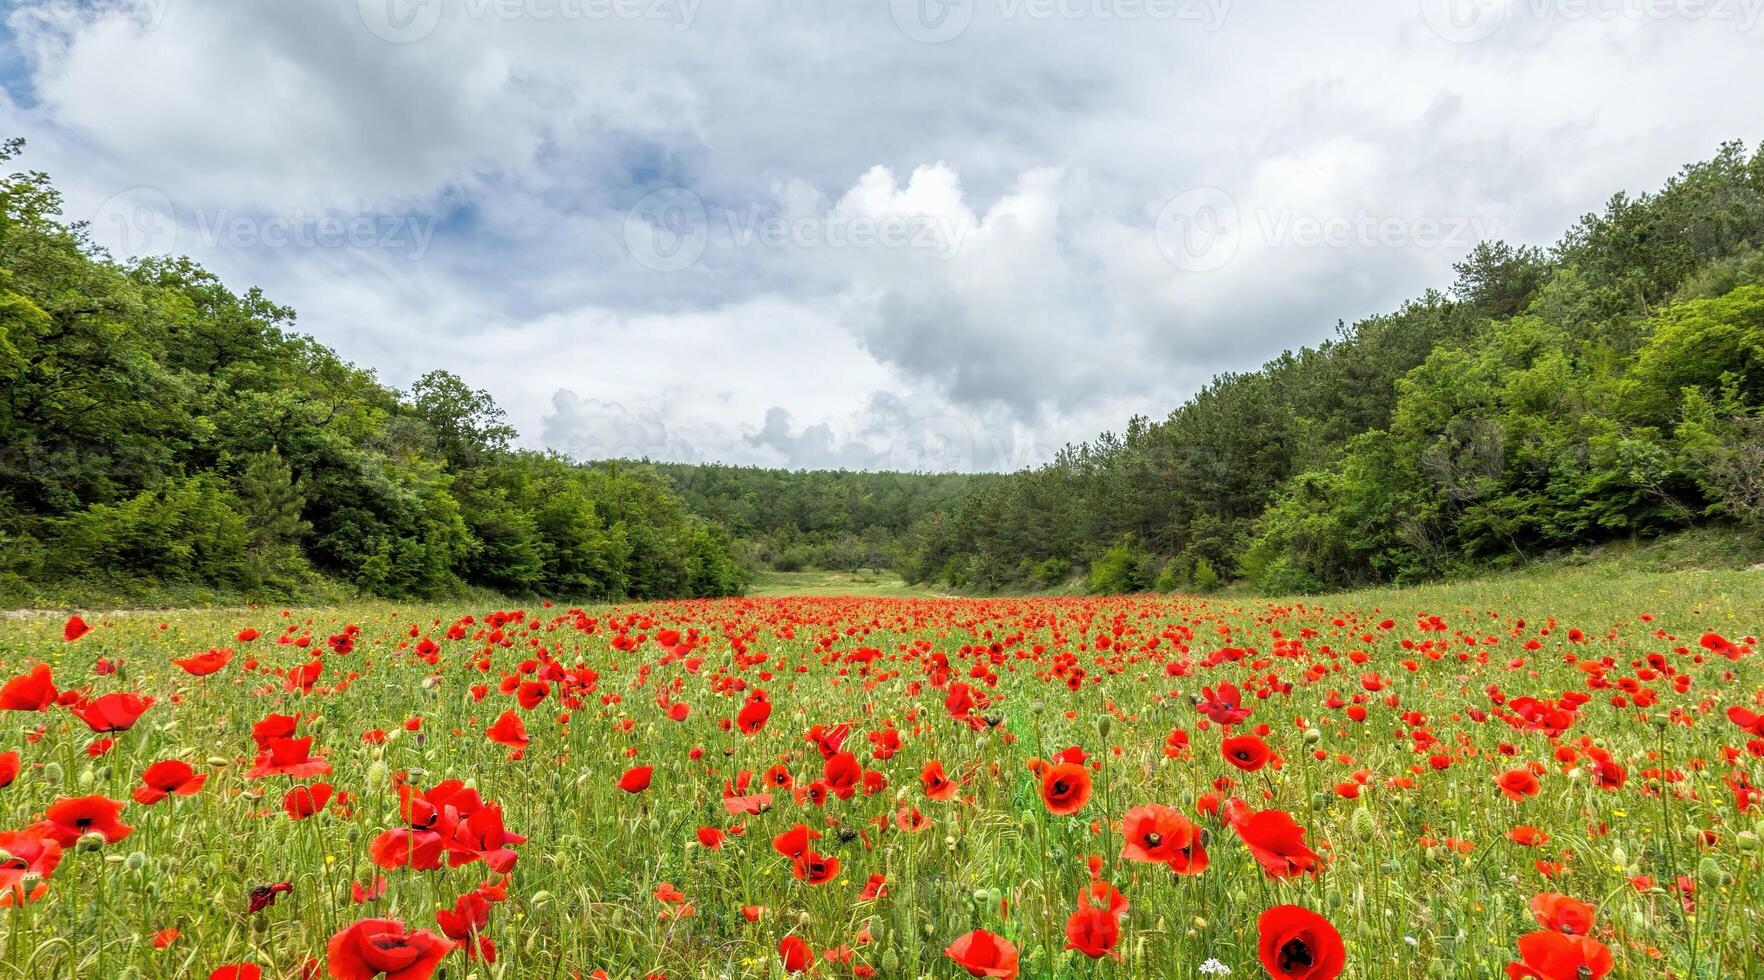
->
1;0;1758;471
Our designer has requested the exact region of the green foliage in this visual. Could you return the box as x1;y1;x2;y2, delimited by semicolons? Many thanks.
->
648;462;996;575
1087;536;1150;594
0;143;741;602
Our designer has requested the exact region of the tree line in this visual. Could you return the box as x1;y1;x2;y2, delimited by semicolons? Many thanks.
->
0;140;744;602
645;462;1000;573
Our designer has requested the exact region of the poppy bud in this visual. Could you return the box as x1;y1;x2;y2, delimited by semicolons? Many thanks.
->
43;761;64;783
1096;717;1112;739
78;768;95;788
125;851;147;871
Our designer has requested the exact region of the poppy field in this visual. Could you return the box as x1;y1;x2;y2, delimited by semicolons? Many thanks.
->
1;568;1762;980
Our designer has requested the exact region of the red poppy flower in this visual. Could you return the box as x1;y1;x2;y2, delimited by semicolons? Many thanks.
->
1529;893;1596;936
736;697;772;734
0;830;63;906
922;760;959;801
486;711;529;750
1079;880;1128;918
71;692;154;733
251;712;300;746
618;765;654;793
133;760;207;804
0;750;19;789
247;737;331;779
859;872;888;901
772;823;821;860
1257;905;1346;980
37;794;132;846
0;664;56;711
791;851;839;885
210;965;264;980
173;649;234;676
63;615;91;642
779;935;814;973
325;918;453;980
1120;804;1205;871
1221;735;1271;772
248;881;293;913
945;929;1019;979
1504;930;1613;979
822;751;861;800
1508;826;1549;847
696;826;724;849
1197;683;1250;724
1233;807;1322;879
1497;769;1542;801
284;783;335;820
1064;906;1120;959
1040;762;1092;816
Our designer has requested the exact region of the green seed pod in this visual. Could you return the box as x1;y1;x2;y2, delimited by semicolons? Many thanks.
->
1697;857;1724;884
1351;807;1376;840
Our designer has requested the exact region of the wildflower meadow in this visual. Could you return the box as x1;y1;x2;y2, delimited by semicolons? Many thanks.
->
1;569;1760;979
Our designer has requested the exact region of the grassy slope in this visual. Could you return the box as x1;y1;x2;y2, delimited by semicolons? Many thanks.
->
744;569;945;598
